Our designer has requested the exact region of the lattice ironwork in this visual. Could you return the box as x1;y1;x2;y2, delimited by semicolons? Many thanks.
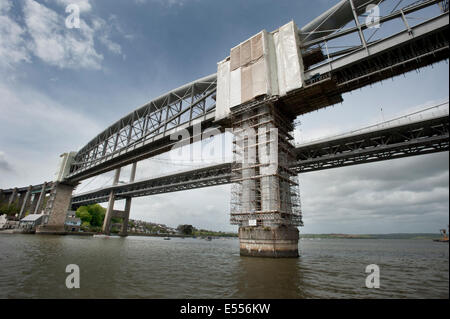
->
68;75;217;180
71;163;231;207
293;114;450;173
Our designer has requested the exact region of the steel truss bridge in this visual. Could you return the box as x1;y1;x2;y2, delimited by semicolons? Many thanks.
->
0;0;449;241
3;105;447;207
69;108;449;207
65;0;449;183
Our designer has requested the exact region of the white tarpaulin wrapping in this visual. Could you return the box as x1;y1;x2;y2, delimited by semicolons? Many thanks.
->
215;21;304;122
215;59;231;121
273;21;304;96
229;68;241;108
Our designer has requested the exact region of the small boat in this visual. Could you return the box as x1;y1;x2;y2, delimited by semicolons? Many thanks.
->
433;227;449;243
93;234;120;239
163;237;171;240
206;236;212;241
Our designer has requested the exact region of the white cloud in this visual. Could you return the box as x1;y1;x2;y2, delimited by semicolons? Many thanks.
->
0;151;13;172
0;0;124;71
92;16;123;56
300;153;449;233
54;0;92;12
23;0;103;69
0;80;102;186
135;0;195;7
0;0;31;68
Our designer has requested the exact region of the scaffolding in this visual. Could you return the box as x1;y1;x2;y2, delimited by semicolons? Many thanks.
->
439;0;449;13
230;102;303;227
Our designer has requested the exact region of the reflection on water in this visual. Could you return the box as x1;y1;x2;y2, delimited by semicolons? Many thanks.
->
236;257;306;298
0;234;448;298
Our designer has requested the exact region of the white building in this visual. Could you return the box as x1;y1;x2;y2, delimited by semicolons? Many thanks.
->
0;214;7;230
19;214;48;230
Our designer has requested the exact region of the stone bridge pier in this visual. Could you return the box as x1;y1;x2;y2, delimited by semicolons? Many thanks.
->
36;182;77;234
230;103;303;258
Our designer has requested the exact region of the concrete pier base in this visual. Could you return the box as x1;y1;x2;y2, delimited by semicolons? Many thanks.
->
35;224;66;235
239;225;299;258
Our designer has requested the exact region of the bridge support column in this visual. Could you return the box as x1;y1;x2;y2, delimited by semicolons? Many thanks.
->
119;162;137;237
16;191;26;213
19;186;32;219
29;193;40;216
239;225;299;257
36;182;75;234
0;190;5;205
8;188;18;207
119;197;131;236
102;168;121;235
230;103;303;258
102;191;115;235
33;182;47;214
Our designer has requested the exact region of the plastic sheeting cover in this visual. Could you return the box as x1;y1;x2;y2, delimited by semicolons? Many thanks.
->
215;58;231;121
215;21;305;122
273;21;304;96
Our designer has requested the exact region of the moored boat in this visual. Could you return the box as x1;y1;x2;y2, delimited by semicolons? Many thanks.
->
433;226;449;243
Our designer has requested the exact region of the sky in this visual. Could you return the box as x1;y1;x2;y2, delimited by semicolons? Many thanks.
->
0;0;448;233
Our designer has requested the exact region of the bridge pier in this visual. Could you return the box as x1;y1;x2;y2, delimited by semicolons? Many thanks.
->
120;197;132;236
102;163;137;236
0;190;5;205
102;190;116;235
36;182;76;234
29;192;40;216
239;225;300;257
8;188;18;207
120;163;136;236
102;168;121;235
18;186;32;219
33;182;47;215
231;103;303;258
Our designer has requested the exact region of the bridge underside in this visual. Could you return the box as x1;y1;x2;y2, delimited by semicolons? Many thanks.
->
65;10;449;183
69;113;449;207
0;1;448;258
281;13;449;116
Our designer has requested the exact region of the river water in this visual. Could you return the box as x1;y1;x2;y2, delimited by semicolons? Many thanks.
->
0;234;448;299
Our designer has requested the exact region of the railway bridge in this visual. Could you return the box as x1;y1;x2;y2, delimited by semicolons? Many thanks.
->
1;0;449;257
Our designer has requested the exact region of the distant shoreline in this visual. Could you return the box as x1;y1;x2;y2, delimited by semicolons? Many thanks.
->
300;233;443;240
0;230;443;240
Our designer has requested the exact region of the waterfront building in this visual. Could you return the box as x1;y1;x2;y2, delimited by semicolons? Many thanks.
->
65;211;82;232
19;214;47;230
0;214;7;229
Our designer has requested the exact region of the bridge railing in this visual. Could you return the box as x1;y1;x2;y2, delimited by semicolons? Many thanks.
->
296;101;449;146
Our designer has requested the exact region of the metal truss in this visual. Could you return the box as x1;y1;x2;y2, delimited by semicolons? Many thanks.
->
0;183;53;196
67;74;218;182
2;1;448;199
283;0;449;116
70;163;232;208
3;112;448;204
293;114;449;173
71;112;448;206
62;0;448;184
